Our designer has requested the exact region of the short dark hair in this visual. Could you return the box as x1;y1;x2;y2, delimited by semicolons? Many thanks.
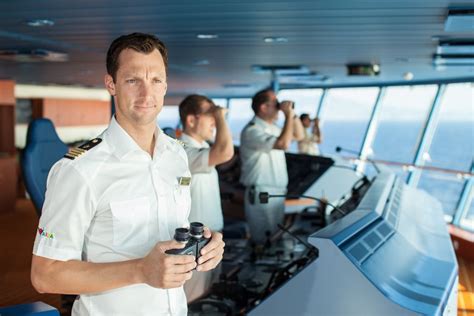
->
251;88;274;114
300;113;310;121
106;32;168;82
179;94;214;129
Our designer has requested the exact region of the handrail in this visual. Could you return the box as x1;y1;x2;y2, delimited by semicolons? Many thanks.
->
339;155;473;178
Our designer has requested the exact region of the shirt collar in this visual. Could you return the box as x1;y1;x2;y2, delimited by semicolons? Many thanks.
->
106;116;171;160
253;115;274;129
180;133;210;148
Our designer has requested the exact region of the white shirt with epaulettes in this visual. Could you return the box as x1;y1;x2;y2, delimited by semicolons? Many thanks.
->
33;116;191;316
239;115;288;189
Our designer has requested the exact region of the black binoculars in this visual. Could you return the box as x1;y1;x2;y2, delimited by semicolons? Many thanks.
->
165;222;210;261
276;100;295;109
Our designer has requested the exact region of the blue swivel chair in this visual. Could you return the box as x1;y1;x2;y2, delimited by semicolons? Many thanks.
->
162;126;177;139
21;119;68;216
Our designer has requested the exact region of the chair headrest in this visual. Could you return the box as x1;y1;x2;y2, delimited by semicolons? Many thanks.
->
26;119;63;144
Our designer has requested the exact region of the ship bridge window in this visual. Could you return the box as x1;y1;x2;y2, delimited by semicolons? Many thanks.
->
318;87;379;156
369;85;438;180
227;98;252;145
157;105;179;129
462;198;473;232
211;98;229;108
417;83;473;221
277;89;323;118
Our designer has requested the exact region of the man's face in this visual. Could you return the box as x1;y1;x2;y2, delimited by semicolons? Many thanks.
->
263;91;279;121
193;101;216;141
302;117;311;128
105;48;167;128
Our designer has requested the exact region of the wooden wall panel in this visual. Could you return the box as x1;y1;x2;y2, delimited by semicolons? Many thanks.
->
0;156;17;213
0;107;15;153
0;80;15;105
31;98;111;127
0;80;15;154
449;225;474;261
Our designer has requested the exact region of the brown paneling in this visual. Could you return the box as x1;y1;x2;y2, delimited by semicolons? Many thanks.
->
31;98;110;127
0;156;17;213
0;198;61;310
449;224;474;261
0;80;15;154
0;107;15;154
0;80;15;105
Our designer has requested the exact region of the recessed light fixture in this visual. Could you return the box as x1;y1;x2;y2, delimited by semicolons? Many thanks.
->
263;37;288;43
26;19;55;27
403;72;414;81
196;34;218;39
193;59;210;66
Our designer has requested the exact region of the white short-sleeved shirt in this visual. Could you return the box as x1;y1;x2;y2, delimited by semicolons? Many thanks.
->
179;133;223;231
298;128;320;155
239;116;288;188
33;116;191;316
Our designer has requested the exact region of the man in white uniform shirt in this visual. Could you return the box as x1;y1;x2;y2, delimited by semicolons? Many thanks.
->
178;95;234;232
178;95;233;302
298;113;322;155
30;33;224;316
240;89;304;244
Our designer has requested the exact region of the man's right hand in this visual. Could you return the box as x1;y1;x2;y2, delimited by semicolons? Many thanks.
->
138;240;197;289
279;100;294;117
213;106;228;119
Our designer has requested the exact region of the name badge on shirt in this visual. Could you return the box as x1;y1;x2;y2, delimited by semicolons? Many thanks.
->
178;177;191;186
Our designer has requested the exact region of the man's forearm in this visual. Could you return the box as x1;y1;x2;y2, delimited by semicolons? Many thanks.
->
293;117;305;141
31;255;143;295
209;115;234;165
274;115;294;149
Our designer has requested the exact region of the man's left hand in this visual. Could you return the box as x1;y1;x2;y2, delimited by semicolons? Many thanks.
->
196;228;225;271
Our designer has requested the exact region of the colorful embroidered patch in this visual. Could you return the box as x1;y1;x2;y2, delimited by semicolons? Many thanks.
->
38;227;55;239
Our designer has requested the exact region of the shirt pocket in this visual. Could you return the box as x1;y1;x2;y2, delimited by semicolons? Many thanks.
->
110;197;150;249
173;185;191;221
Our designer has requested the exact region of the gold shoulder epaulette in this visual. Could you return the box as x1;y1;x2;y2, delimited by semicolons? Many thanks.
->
174;138;186;148
64;138;102;160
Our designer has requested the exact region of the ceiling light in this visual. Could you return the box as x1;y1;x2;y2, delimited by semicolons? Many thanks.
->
263;37;288;43
193;59;210;66
403;72;414;81
252;65;306;74
26;19;55;27
222;83;254;88
196;34;218;39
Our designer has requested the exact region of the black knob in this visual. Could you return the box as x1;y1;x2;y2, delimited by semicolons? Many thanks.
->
259;192;269;204
174;228;190;242
190;222;204;238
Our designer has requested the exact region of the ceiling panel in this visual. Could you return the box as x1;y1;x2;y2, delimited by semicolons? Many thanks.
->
0;0;472;98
